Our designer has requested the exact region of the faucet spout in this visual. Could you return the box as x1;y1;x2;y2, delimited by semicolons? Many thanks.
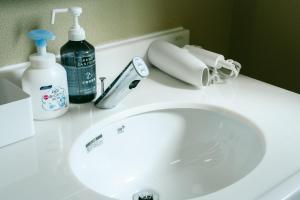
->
94;57;149;109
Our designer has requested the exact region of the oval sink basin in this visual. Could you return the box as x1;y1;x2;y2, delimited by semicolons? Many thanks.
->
70;105;265;200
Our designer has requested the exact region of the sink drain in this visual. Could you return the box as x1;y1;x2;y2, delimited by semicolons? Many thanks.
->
132;190;159;200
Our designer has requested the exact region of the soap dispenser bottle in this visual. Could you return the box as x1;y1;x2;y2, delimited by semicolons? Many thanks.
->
51;7;96;103
22;29;69;120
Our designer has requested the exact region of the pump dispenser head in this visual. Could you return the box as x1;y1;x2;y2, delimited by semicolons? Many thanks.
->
27;29;55;56
51;7;86;41
27;29;56;68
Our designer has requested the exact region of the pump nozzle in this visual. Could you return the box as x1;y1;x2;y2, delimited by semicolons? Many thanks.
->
27;29;55;56
51;8;68;24
51;7;85;41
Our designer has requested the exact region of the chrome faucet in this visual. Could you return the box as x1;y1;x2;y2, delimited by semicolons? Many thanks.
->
94;57;149;109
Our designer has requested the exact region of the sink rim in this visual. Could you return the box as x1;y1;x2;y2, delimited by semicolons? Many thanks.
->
77;102;266;142
69;102;267;199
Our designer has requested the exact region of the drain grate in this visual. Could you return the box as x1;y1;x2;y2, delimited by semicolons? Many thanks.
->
139;195;153;200
132;190;159;200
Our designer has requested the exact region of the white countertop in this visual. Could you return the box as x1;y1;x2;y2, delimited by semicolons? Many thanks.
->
1;68;300;200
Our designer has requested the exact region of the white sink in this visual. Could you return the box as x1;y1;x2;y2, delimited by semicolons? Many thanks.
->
70;105;265;200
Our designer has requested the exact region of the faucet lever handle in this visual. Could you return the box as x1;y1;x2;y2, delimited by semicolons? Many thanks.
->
99;77;106;94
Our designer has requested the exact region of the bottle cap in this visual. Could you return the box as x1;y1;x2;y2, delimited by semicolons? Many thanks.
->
27;29;55;55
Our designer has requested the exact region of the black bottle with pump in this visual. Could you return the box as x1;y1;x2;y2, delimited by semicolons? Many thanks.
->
52;7;96;104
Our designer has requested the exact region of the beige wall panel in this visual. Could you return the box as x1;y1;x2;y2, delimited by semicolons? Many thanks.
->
0;0;234;67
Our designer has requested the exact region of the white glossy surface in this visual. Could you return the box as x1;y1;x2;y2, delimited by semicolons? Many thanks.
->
1;28;300;200
70;107;265;199
1;69;300;200
257;169;300;200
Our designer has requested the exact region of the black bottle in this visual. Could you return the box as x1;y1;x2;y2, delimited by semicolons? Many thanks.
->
53;7;97;103
61;40;96;103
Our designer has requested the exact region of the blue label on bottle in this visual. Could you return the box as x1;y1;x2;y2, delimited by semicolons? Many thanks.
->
64;52;96;96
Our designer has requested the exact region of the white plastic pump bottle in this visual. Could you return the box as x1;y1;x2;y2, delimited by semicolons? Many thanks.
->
22;29;69;120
